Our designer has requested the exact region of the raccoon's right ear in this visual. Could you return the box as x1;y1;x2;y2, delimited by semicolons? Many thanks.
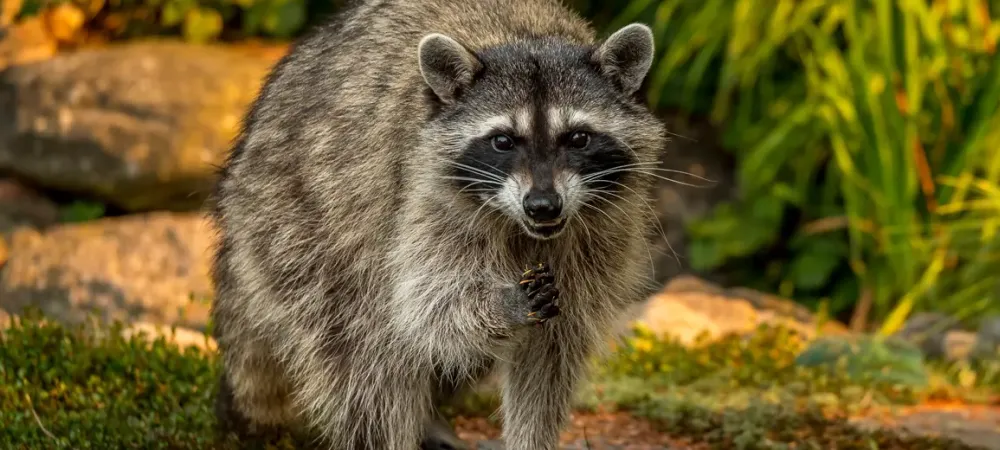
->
418;33;483;104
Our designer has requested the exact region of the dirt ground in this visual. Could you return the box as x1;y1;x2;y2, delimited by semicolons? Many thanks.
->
453;404;1000;450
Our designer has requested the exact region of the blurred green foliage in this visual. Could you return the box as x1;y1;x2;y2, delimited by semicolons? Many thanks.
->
15;0;348;42
596;323;1000;409
57;200;106;223
608;0;1000;332
12;0;1000;331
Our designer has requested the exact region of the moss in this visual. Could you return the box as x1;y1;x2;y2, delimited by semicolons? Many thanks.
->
1;311;996;449
0;310;225;449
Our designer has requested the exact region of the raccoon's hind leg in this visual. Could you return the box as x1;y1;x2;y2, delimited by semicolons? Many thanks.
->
422;388;469;450
421;358;498;450
421;413;467;450
214;341;298;445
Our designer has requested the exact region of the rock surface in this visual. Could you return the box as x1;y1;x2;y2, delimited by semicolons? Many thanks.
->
119;321;217;351
634;275;849;345
0;177;59;235
852;404;1000;450
0;40;281;211
972;315;1000;360
0;212;215;331
894;312;998;362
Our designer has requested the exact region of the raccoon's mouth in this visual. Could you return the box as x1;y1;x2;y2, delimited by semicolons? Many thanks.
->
524;217;567;238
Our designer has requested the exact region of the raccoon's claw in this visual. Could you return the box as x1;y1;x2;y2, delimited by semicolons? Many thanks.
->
520;262;555;295
519;262;560;325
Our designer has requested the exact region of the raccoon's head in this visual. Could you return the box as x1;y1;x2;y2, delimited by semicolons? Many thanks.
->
417;23;664;240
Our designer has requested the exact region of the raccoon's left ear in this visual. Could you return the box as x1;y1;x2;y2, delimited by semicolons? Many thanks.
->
418;33;483;104
592;23;655;96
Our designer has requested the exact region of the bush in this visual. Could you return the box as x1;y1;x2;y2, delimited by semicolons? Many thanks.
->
608;0;1000;331
15;0;350;43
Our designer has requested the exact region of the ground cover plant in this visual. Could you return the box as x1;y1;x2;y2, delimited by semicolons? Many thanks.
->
2;311;997;449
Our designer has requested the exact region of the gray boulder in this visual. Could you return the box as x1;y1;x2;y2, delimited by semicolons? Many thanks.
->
0;40;279;211
0;212;215;331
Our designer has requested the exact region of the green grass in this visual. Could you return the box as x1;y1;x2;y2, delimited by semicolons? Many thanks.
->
3;311;997;449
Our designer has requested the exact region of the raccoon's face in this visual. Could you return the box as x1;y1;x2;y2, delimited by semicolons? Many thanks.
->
418;24;663;240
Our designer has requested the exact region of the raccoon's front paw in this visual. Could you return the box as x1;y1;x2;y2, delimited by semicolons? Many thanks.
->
518;262;560;325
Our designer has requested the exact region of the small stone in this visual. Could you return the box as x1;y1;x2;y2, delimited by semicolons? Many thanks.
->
943;330;978;361
895;312;961;360
119;322;217;351
971;316;1000;361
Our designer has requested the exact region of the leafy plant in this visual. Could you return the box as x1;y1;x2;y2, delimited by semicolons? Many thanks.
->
57;200;106;223
795;335;930;388
605;0;1000;330
15;0;312;43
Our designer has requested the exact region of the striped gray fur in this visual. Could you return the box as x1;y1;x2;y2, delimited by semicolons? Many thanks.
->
208;0;668;448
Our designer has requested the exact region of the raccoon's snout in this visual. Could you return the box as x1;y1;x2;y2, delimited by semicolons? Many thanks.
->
522;190;563;223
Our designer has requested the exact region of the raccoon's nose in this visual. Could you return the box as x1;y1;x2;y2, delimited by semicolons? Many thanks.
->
522;191;563;222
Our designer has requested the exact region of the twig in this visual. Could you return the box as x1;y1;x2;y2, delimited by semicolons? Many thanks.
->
26;394;57;441
849;287;873;332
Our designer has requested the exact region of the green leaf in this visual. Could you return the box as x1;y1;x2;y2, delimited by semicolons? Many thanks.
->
688;238;725;271
241;0;268;36
787;246;842;290
795;335;930;388
262;0;306;38
182;7;223;43
58;201;106;223
160;0;193;27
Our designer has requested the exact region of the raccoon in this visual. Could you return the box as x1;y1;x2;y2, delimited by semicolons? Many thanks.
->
207;0;667;448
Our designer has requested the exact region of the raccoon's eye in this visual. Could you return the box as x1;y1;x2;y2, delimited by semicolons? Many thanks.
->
568;131;590;149
491;135;515;152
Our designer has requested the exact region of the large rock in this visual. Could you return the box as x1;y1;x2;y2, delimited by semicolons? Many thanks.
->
0;177;59;235
0;40;283;211
634;275;849;345
0;212;215;331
